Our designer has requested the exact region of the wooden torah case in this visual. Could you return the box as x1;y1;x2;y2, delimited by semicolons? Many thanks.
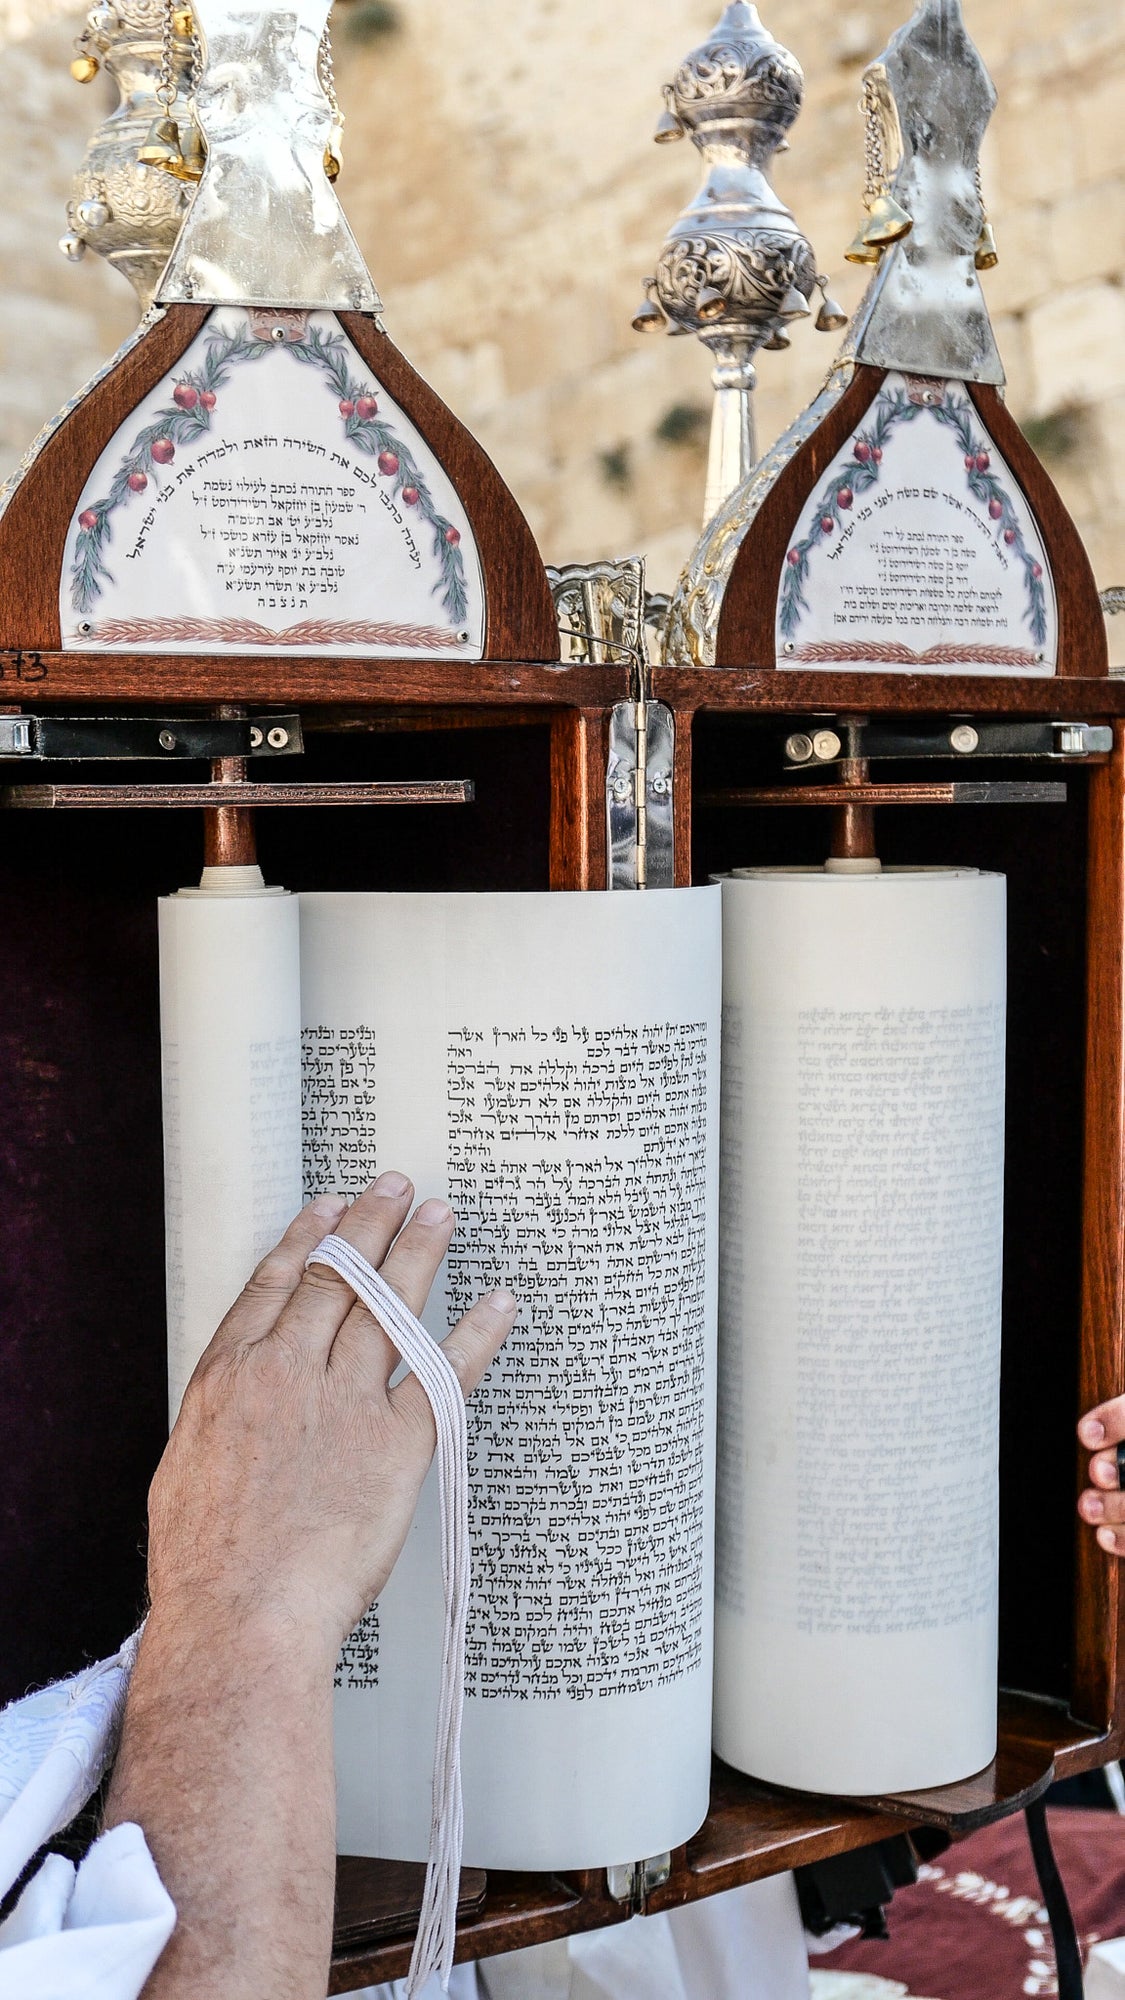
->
0;0;1122;1965
2;299;1124;1984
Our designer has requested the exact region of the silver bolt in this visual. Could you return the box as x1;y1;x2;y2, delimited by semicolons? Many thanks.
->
611;778;631;803
457;631;470;645
271;325;287;343
249;726;263;749
650;774;670;796
266;725;289;749
77;621;92;636
158;729;177;751
786;732;814;763
812;729;842;762
950;724;979;754
783;641;795;655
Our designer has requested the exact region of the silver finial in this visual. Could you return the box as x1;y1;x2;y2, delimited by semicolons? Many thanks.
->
62;0;197;314
157;0;381;311
847;0;1004;384
633;2;830;523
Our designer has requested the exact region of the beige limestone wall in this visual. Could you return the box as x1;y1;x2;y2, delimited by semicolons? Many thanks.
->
0;0;1122;660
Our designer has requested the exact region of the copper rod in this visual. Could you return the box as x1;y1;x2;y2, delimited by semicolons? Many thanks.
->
205;703;256;868
3;780;473;811
697;781;1067;808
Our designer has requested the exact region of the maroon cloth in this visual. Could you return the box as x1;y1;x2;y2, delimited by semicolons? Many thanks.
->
819;1809;1125;1997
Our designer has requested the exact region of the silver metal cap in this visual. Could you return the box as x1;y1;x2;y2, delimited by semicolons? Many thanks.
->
156;0;381;312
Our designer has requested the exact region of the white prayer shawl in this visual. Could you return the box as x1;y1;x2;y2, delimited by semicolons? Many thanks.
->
0;1642;810;2000
0;1634;174;1997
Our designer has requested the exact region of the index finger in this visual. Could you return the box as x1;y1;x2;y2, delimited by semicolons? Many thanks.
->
1078;1396;1125;1450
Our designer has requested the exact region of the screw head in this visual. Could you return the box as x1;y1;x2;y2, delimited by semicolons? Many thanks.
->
812;729;842;762
266;726;289;749
950;724;979;754
158;729;177;751
786;732;814;763
249;726;263;749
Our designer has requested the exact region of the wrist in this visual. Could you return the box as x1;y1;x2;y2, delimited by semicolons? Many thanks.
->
141;1582;341;1683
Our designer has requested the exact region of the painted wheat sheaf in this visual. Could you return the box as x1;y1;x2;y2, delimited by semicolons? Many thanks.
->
787;640;1042;667
83;618;466;649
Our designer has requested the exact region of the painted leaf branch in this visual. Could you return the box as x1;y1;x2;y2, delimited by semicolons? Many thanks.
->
289;324;468;626
70;328;267;615
69;319;469;631
779;386;1047;648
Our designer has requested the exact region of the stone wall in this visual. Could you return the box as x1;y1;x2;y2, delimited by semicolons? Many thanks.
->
1;0;1122;659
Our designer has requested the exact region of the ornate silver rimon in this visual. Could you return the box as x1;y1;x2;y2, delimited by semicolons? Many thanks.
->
64;0;198;312
634;2;836;524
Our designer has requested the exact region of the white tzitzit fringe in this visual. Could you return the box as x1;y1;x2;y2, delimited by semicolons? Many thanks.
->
307;1233;469;1998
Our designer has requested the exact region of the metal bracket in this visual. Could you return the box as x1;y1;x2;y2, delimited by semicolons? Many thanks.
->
605;1853;672;1914
607;698;675;890
0;713;304;761
784;720;1112;771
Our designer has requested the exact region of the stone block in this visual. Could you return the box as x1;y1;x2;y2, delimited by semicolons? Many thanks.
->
1077;65;1125;187
1025;281;1125;414
1051;181;1125;290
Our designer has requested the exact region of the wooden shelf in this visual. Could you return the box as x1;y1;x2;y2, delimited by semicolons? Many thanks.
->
327;1689;1117;1990
5;654;1125;717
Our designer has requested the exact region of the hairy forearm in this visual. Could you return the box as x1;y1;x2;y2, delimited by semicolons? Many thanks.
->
104;1596;338;2000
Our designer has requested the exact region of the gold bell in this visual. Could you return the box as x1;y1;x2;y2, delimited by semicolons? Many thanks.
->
171;6;194;34
974;218;998;271
70;52;100;81
176;120;206;182
324;123;344;182
815;276;848;332
861;190;914;248
137;115;185;173
632;298;666;334
844;223;882;266
654;84;685;144
696;284;726;322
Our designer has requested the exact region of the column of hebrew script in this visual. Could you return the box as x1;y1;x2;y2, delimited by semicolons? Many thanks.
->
717;869;1006;1795
299;889;720;1872
159;876;303;1424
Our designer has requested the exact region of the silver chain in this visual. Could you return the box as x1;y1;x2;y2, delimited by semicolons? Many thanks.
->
318;20;343;126
156;0;176;108
861;75;885;205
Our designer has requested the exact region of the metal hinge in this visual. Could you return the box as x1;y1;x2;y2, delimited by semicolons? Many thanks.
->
607;698;675;889
605;1852;672;1914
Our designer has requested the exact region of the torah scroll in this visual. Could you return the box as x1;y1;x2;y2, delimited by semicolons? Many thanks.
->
716;867;1006;1795
160;885;721;1871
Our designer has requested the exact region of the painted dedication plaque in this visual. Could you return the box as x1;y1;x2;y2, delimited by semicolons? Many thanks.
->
61;308;484;655
776;373;1056;674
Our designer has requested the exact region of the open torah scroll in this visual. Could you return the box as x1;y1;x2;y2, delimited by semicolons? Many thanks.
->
159;873;1004;1858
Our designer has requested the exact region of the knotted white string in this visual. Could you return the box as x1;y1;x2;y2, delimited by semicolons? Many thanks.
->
307;1233;469;1997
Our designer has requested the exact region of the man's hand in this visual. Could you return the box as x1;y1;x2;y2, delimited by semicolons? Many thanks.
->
1078;1398;1125;1554
148;1171;517;1654
105;1174;516;2000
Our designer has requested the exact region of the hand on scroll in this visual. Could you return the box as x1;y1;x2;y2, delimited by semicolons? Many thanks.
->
149;1170;519;1649
104;1175;517;2000
1078;1398;1125;1555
